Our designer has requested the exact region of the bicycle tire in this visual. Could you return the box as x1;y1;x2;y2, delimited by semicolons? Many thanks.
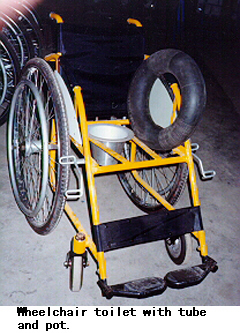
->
8;5;45;58
0;12;35;66
0;32;20;126
8;57;70;234
8;79;49;217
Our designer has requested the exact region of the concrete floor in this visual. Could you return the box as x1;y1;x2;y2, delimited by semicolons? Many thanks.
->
0;34;239;307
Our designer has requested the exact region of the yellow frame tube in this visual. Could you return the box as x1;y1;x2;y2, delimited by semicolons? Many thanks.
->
170;83;208;256
74;86;107;279
88;137;187;175
184;141;208;256
64;203;98;259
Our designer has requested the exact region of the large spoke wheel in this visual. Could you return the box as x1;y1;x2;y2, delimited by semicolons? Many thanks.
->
118;144;188;212
8;79;49;217
8;58;70;235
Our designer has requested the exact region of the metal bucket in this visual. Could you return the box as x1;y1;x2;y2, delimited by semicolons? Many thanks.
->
88;124;134;166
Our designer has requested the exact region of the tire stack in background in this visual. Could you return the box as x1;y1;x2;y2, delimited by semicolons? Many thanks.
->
0;0;45;126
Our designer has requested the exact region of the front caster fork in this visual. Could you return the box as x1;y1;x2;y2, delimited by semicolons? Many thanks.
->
64;232;89;292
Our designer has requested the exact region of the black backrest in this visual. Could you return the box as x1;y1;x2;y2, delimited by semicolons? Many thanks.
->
60;22;144;119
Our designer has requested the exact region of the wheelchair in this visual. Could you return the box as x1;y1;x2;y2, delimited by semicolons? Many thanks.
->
7;12;217;299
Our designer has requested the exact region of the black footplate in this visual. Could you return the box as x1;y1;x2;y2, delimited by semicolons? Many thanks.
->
165;256;218;289
98;277;167;299
98;257;217;299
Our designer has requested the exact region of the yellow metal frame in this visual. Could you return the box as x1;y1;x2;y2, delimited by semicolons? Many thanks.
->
45;36;208;282
72;86;208;280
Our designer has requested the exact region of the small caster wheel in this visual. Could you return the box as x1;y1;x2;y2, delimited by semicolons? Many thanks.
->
165;233;193;265
69;255;84;292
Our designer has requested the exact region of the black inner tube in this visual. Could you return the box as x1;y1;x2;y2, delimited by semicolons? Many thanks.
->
128;49;207;151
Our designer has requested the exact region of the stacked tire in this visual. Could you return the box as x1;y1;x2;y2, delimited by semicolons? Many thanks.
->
0;1;45;125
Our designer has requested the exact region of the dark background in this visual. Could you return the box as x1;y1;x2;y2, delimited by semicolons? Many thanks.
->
36;0;240;52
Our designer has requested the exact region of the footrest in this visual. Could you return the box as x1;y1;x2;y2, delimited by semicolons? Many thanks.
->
98;277;167;299
165;256;218;289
